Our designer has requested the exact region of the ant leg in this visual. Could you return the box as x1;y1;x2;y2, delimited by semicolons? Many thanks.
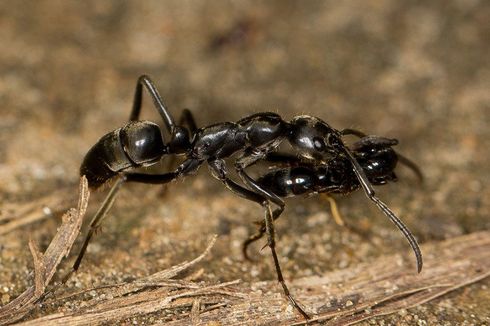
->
234;152;287;252
67;160;199;282
179;108;198;135
64;176;126;282
125;158;202;184
208;159;264;202
235;154;285;208
263;201;310;319
130;75;176;132
341;146;423;272
322;194;345;226
397;154;424;182
207;159;285;261
367;194;423;273
234;156;309;318
342;129;423;181
262;152;304;167
208;159;283;254
247;194;354;253
242;208;283;261
341;128;366;138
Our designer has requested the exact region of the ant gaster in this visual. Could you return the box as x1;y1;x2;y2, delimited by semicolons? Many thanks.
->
72;75;423;320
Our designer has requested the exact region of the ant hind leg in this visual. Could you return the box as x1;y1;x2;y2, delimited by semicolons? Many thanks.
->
129;75;177;133
63;176;126;283
262;201;310;319
242;208;283;261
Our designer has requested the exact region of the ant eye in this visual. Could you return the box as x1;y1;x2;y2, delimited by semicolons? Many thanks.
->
313;137;326;151
325;134;341;147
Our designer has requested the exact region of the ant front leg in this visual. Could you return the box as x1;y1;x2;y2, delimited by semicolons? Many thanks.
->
241;152;313;259
342;129;423;181
206;159;282;261
234;152;286;259
235;152;285;210
208;159;264;203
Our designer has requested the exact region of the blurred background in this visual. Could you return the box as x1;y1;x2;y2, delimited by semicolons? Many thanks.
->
0;1;488;324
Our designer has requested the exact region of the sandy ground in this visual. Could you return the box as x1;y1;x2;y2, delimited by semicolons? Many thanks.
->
0;1;489;324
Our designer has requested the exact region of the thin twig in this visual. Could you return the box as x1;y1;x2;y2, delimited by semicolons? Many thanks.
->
0;177;90;325
0;187;75;235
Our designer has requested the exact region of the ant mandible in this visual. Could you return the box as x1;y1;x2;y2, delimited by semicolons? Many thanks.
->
71;75;422;320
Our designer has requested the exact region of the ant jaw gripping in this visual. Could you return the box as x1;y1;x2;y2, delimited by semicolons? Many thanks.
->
342;146;423;274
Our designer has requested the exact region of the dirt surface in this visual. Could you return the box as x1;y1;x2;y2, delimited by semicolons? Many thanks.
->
0;1;489;325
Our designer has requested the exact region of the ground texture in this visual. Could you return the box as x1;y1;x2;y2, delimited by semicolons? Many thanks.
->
0;1;489;325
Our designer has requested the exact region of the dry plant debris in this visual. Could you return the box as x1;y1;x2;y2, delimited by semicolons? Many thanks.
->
0;177;90;325
3;226;488;325
0;186;75;236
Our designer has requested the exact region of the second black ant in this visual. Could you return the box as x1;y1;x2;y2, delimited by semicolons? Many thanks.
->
245;135;422;260
69;75;423;320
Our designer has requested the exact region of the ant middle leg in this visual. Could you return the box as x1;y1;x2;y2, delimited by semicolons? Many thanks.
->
206;159;285;261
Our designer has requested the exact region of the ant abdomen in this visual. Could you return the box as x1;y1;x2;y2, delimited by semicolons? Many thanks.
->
80;121;166;189
257;167;318;197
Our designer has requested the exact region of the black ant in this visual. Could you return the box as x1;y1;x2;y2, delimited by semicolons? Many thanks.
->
70;75;422;320
244;135;423;261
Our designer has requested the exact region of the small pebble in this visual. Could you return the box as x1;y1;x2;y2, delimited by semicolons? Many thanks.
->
1;294;10;305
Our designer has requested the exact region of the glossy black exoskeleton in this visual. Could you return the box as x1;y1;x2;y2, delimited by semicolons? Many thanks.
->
72;75;423;320
80;121;166;189
245;136;422;266
257;136;401;198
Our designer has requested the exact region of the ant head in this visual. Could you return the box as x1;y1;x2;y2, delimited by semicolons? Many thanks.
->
288;116;344;161
121;121;167;165
351;136;399;184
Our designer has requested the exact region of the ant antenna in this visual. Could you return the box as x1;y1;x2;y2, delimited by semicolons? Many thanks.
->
343;147;423;273
369;195;423;273
397;153;424;182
